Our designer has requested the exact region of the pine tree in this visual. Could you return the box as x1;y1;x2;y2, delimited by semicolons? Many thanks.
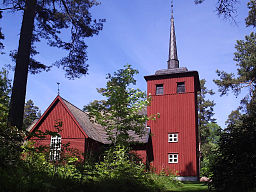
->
214;32;256;110
1;0;104;130
246;0;256;27
197;79;221;177
0;11;4;53
210;1;256;190
210;105;256;191
195;0;256;24
23;99;41;129
198;79;216;145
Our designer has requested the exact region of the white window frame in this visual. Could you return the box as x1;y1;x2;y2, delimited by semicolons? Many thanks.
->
156;84;164;95
168;133;178;143
177;82;185;93
168;153;178;164
50;135;61;161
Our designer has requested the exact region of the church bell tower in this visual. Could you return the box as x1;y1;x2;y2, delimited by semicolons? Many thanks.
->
144;1;200;181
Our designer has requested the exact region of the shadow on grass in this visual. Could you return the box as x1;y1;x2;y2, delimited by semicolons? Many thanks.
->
167;181;209;192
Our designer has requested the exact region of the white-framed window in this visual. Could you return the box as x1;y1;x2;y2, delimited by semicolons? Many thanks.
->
50;135;61;161
168;153;178;164
156;84;164;95
177;82;185;93
168;133;178;143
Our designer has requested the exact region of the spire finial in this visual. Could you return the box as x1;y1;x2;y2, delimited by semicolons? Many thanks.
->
171;0;174;18
167;0;179;69
57;82;60;95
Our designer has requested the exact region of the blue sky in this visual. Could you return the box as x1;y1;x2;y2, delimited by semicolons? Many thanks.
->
0;0;253;128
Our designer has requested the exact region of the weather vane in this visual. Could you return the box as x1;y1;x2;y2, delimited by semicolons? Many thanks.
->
57;82;60;95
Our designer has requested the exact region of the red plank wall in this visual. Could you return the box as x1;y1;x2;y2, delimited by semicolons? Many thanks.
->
31;99;87;154
146;73;199;177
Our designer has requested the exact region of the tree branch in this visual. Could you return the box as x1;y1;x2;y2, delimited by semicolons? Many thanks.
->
60;0;76;24
0;7;17;11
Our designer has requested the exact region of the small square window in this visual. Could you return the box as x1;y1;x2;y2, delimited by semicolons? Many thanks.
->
50;135;61;161
177;82;185;93
156;84;164;95
168;153;178;164
168;133;178;142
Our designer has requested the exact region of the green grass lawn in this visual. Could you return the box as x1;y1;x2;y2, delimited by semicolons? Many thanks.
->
167;181;209;192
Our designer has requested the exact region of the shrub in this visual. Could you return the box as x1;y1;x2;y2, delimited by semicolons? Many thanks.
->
84;145;165;192
210;111;256;192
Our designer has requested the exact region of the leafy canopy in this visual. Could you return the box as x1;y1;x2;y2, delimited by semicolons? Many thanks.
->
195;0;256;25
85;65;151;146
2;0;104;130
214;32;256;109
0;69;24;167
210;104;256;192
212;31;256;192
0;68;11;125
194;0;239;20
2;0;104;78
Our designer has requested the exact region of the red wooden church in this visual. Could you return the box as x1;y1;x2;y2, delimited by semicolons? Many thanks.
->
28;5;200;181
28;95;150;161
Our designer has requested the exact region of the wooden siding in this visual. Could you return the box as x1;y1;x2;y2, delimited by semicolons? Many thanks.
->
30;97;88;155
34;99;86;139
34;138;86;155
146;73;199;177
131;150;147;162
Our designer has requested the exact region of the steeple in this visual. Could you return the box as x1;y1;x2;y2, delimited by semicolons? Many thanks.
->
155;0;188;75
167;0;179;69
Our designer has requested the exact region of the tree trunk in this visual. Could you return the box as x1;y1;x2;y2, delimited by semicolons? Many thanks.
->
8;0;37;130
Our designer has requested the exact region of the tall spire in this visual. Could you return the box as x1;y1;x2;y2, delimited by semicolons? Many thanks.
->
167;0;179;69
